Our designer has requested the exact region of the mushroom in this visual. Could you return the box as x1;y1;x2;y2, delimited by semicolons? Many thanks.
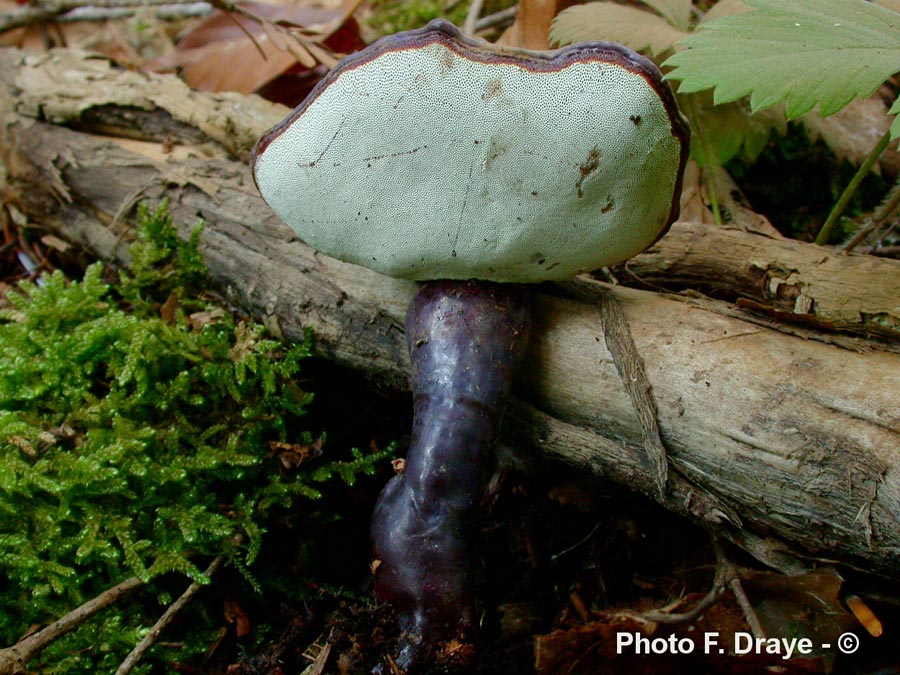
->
252;19;688;673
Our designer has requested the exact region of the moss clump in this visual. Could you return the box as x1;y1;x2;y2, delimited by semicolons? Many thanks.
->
364;0;516;38
0;202;389;672
365;0;467;36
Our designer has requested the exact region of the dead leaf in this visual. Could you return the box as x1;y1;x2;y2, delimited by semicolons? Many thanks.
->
40;234;71;253
260;17;289;51
160;291;179;324
188;307;226;329
534;618;649;675
224;597;252;638
269;436;323;469
743;568;859;657
282;33;317;69
300;638;331;675
150;1;364;103
678;161;718;224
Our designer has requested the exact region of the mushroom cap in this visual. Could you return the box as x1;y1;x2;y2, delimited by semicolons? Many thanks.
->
252;20;688;283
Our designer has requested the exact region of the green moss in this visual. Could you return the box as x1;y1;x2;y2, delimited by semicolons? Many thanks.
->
0;202;390;672
364;0;515;38
366;0;468;36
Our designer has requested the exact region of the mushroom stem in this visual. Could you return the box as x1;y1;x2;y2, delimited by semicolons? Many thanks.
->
371;279;531;673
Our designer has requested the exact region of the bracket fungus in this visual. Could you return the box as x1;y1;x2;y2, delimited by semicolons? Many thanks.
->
252;19;688;673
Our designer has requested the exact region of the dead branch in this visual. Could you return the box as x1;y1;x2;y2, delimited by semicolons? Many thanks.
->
623;220;900;341
0;0;203;32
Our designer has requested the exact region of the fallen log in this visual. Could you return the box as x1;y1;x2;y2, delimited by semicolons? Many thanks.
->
1;47;899;577
623;219;900;342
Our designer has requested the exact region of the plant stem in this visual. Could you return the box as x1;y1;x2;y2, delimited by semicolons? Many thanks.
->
683;95;724;225
816;129;892;245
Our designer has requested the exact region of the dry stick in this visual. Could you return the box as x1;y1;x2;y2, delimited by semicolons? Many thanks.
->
712;539;766;639
841;176;900;254
114;555;225;675
608;537;764;632
601;574;723;628
474;6;517;31
463;0;485;35
0;576;143;675
65;3;211;21
870;224;900;255
557;283;668;499
599;290;668;500
0;0;199;32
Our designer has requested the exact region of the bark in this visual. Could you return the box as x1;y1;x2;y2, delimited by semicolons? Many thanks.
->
622;220;900;342
2;47;899;577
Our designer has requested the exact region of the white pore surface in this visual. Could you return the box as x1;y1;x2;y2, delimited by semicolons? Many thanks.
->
254;41;683;282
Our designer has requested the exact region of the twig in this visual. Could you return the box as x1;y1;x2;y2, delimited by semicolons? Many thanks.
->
599;291;668;499
598;537;766;635
0;0;200;32
616;574;722;627
39;0;185;10
712;539;766;639
114;556;225;675
463;0;485;35
68;3;211;22
0;576;143;675
550;522;603;561
474;6;517;31
0;0;352;71
841;175;900;253
872;244;900;258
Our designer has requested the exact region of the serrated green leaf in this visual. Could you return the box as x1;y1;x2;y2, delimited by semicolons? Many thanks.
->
551;2;689;56
664;0;900;120
638;0;693;30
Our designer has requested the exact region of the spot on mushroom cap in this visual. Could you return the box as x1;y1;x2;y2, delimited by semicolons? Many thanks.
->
252;19;688;283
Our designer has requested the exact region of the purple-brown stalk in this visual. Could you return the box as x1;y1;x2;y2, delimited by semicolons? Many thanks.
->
371;280;531;673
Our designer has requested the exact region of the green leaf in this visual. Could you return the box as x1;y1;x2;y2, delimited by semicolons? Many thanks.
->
638;0;693;31
684;92;786;165
664;0;900;121
551;2;689;56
